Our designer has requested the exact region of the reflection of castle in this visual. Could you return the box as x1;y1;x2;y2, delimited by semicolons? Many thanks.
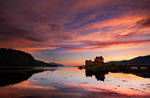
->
85;69;108;81
85;56;104;66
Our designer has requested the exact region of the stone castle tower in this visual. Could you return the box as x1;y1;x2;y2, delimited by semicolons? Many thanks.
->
85;56;104;66
94;56;104;63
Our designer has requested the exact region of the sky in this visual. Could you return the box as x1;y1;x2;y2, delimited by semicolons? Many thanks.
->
0;0;150;66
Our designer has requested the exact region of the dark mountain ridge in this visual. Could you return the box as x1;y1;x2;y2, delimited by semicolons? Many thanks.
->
49;62;64;67
107;55;150;66
0;48;56;67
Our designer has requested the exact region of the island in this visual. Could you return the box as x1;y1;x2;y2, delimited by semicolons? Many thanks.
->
81;56;150;79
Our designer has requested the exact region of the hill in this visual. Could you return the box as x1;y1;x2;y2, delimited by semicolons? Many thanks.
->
107;55;150;66
0;48;57;67
49;62;64;67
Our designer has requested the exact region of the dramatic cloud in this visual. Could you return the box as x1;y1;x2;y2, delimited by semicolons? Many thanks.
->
0;0;150;65
86;40;150;48
138;18;150;28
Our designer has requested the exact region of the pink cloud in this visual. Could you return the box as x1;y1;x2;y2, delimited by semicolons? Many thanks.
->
1;0;150;64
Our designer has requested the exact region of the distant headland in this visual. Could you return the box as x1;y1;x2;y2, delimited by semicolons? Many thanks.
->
0;48;57;67
107;55;150;66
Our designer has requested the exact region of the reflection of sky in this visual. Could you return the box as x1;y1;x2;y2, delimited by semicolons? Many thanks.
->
0;67;150;97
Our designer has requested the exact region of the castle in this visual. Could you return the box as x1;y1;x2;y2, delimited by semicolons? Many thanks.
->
85;56;104;66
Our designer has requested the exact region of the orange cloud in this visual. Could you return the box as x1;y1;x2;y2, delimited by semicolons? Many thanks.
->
59;39;150;54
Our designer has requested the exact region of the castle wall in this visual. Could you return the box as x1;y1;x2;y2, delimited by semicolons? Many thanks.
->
85;60;93;66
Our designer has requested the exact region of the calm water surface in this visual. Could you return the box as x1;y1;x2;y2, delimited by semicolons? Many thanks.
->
0;67;150;98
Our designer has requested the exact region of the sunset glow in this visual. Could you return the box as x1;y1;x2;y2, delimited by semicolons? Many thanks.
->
1;0;150;65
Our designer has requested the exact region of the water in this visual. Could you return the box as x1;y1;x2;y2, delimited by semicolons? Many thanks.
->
0;67;150;98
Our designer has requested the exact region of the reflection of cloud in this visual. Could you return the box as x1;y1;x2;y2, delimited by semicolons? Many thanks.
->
63;82;145;96
63;77;150;96
14;81;56;90
0;80;84;98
